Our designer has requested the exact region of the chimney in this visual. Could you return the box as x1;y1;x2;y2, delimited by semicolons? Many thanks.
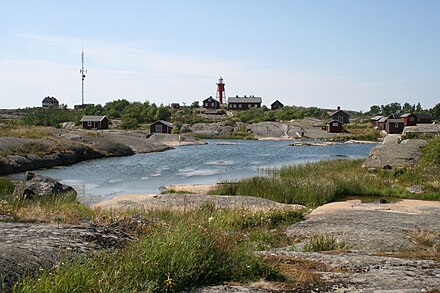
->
337;106;341;111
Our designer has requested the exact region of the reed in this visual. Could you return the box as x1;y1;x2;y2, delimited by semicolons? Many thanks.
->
15;208;303;292
210;159;404;207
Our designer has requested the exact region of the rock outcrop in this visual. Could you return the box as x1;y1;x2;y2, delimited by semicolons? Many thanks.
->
146;133;207;146
0;221;135;291
0;130;173;175
187;121;236;136
362;138;427;168
13;171;76;199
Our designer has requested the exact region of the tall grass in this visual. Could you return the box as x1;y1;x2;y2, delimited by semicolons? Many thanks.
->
0;177;15;195
15;208;303;292
0;188;93;223
303;234;347;252
0;125;54;139
210;159;404;207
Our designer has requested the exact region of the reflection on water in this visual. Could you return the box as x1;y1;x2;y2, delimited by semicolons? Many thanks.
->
22;139;375;203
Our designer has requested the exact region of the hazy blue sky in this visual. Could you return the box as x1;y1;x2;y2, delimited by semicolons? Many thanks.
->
1;0;439;111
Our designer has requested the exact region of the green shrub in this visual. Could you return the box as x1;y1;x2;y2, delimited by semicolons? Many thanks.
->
303;234;347;252
419;135;440;166
0;177;15;195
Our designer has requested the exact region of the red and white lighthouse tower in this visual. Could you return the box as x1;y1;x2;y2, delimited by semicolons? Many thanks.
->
216;77;226;105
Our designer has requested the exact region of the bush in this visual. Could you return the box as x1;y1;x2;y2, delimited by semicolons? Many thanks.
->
303;234;347;252
0;177;15;195
419;135;440;166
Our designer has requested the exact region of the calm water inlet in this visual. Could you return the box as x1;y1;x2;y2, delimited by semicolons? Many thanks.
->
31;140;374;203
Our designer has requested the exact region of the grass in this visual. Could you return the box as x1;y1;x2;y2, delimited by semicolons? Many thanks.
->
303;234;347;252
14;207;304;292
334;122;379;141
0;125;54;139
0;177;93;223
161;189;195;194
209;159;408;207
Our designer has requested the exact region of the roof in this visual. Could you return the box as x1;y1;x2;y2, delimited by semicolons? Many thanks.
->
387;118;404;123
328;119;343;124
416;113;433;119
370;115;383;121
42;96;59;103
152;120;173;128
228;96;262;103
329;109;351;117
378;117;389;123
271;100;284;106
203;96;219;103
80;115;107;122
400;113;416;118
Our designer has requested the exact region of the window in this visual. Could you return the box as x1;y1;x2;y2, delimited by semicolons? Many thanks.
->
88;121;92;127
395;123;399;128
211;102;214;107
155;125;163;133
332;122;339;126
337;116;343;122
238;104;242;108
409;117;414;121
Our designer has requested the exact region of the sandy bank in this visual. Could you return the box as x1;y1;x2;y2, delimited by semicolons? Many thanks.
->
310;198;440;216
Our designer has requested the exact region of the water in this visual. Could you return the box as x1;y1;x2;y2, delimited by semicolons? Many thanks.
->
25;139;374;203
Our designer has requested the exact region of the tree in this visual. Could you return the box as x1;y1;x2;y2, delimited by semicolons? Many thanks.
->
368;105;381;116
402;102;413;113
430;103;440;120
155;105;171;121
120;115;138;129
415;102;423;113
381;102;401;115
191;101;200;108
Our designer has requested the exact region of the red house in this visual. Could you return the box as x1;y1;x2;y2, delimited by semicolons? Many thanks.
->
400;113;417;126
150;120;173;134
385;118;404;134
80;115;109;130
170;103;180;109
416;113;433;124
228;95;262;110
203;96;220;109
327;120;343;133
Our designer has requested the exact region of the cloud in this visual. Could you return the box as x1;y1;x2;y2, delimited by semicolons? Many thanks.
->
2;34;437;110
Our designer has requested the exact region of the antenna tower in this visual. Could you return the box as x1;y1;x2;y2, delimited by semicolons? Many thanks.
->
80;48;87;107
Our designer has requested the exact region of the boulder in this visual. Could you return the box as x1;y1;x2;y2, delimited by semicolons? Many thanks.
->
13;172;76;199
362;139;427;169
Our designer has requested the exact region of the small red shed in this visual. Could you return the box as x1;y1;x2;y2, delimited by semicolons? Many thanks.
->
327;120;343;133
80;115;109;129
150;120;173;134
400;113;417;126
385;118;404;134
416;113;433;124
203;96;220;109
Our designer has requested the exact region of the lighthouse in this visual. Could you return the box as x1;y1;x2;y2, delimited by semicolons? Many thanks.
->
216;77;226;105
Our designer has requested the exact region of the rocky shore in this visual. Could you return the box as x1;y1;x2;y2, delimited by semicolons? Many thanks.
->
0;130;209;176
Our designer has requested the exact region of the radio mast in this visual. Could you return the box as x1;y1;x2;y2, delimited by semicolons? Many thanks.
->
80;48;87;107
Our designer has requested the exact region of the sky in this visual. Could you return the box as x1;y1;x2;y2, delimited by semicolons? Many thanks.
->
0;0;439;111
